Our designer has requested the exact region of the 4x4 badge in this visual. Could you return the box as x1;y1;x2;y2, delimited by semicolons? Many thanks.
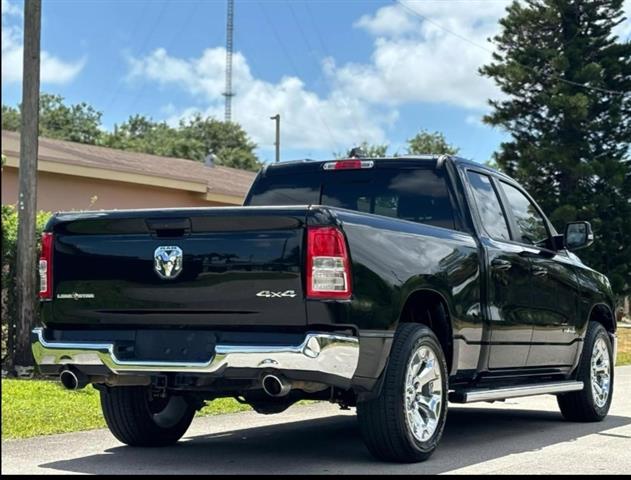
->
154;246;183;279
256;290;297;298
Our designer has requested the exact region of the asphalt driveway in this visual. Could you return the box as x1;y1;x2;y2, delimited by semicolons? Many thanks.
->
2;366;630;475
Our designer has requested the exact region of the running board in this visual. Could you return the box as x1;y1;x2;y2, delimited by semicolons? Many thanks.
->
449;381;584;404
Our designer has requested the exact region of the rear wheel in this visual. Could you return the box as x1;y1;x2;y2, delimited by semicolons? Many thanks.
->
557;322;614;422
100;386;196;446
357;323;448;462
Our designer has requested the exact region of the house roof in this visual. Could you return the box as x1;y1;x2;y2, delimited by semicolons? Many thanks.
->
1;130;256;203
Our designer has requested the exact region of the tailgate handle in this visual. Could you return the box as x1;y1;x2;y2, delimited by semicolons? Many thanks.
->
146;218;191;236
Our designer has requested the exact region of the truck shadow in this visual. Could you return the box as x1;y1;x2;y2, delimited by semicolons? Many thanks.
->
39;405;631;474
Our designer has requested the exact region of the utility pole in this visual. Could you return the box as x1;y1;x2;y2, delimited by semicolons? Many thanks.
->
14;0;41;371
270;114;280;163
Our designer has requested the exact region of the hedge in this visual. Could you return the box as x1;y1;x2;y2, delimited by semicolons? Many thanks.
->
1;205;51;368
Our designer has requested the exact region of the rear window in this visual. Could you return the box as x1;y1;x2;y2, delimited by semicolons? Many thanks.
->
247;167;456;230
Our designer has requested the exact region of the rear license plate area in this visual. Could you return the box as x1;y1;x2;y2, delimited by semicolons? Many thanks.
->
124;331;217;363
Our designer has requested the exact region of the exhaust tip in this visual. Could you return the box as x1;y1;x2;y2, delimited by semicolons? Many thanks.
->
60;368;87;390
262;374;291;397
60;369;79;390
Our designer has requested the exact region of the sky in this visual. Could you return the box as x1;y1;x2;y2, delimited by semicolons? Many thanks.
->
2;0;630;165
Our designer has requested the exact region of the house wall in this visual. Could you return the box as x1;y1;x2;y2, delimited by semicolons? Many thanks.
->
1;167;227;211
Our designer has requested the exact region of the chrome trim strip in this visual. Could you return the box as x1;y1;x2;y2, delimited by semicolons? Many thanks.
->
453;381;584;403
31;328;360;380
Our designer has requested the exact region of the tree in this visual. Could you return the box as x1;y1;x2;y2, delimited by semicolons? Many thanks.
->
2;96;261;171
39;93;103;144
484;159;501;170
406;130;459;155
334;141;389;158
103;115;196;159
334;133;460;159
104;114;261;171
481;0;631;297
178;115;260;171
1;105;21;131
1;93;103;144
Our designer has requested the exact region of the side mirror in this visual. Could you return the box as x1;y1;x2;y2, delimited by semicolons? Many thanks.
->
564;221;594;251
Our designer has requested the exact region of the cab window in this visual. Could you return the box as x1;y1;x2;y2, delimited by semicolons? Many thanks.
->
500;181;549;246
467;171;510;240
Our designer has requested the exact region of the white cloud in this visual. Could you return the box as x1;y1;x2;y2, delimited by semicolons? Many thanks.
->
1;0;86;85
337;0;631;110
39;52;86;84
1;0;21;17
126;1;506;151
127;0;630;154
614;0;631;40
1;23;22;82
129;47;393;151
128;47;252;100
354;4;416;37
332;0;507;110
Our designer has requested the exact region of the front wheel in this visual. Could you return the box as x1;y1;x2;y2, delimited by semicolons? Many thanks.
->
100;386;196;446
557;321;614;422
357;323;449;462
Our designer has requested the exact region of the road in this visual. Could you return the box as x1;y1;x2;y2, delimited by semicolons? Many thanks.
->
3;366;630;475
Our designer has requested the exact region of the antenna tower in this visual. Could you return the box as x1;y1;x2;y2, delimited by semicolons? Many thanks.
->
223;0;235;122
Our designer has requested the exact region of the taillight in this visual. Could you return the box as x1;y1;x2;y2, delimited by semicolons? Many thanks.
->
39;232;53;300
306;226;352;299
322;160;374;170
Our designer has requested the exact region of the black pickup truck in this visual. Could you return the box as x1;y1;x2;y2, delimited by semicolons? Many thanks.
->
32;155;617;462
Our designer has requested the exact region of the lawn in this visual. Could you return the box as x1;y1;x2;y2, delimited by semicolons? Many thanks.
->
617;351;631;366
1;378;251;440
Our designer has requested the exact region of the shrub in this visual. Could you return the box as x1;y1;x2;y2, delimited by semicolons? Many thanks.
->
1;205;51;368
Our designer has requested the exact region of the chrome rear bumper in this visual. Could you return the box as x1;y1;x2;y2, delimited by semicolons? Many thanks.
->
31;328;360;381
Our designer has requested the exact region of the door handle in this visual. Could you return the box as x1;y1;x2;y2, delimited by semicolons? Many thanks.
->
518;247;540;257
491;259;512;271
532;266;548;277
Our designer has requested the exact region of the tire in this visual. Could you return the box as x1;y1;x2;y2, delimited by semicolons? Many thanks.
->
100;386;196;447
357;323;449;463
557;321;614;422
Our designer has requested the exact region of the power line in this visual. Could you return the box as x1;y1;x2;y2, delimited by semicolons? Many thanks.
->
98;6;149;108
394;0;628;97
304;1;332;60
103;0;171;113
258;1;341;153
124;0;205;116
288;3;321;79
291;2;372;150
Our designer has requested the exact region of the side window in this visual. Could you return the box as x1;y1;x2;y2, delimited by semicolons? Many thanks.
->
467;171;511;241
500;181;549;246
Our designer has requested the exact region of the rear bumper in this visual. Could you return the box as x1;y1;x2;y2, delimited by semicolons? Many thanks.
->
32;327;359;383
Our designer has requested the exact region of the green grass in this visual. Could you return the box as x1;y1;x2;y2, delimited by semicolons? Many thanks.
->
1;378;252;440
617;351;631;366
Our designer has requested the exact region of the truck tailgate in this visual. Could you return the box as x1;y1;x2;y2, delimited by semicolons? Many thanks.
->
47;207;308;328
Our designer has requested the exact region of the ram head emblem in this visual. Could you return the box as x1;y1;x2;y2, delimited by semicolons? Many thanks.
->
154;246;183;279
